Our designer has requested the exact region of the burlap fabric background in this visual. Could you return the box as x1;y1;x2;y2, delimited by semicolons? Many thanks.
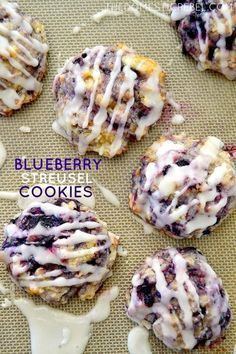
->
0;0;235;353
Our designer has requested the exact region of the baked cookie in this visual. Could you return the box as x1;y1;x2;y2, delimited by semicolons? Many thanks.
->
126;247;232;351
53;43;166;158
171;0;236;80
129;135;236;239
0;0;48;116
0;198;119;304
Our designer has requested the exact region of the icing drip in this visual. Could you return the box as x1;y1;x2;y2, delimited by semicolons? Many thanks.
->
92;9;123;23
128;326;152;354
166;92;181;111
117;245;128;257
72;26;81;34
133;215;154;235
131;136;236;237
127;6;141;17
0;191;18;201
2;200;114;290
171;113;185;125
54;45;164;156
0;140;7;168
0;0;48;109
19;126;31;133
13;286;119;354
132;0;171;23
1;297;12;308
0;281;9;294
52;120;70;139
93;178;120;207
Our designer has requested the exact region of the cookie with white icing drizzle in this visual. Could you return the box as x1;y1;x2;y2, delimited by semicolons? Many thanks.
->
0;198;119;304
126;247;232;351
129;134;236;239
0;0;48;116
171;0;236;80
53;43;166;158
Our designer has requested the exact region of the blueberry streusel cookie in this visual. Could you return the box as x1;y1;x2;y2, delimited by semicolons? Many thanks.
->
0;198;119;304
171;0;236;80
53;43;166;158
0;0;48;116
126;247;232;351
129;135;236;239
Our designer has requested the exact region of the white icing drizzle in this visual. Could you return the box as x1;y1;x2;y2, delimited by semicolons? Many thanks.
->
134;136;235;236
72;26;81;34
197;12;210;66
19;126;31;133
0;88;20;109
171;113;185;125
166;58;174;67
0;281;9;294
171;3;193;21
0;1;48;109
80;47;124;152
13;286;119;354
117;245;128;257
57;52;62;70
108;64;137;155
166;92;181;111
132;0;171;22
213;3;235;79
127;6;141;17
0;191;18;201
132;215;154;235
135;67;164;140
128;248;227;350
0;140;7;168
92;9;123;23
2;200;115;289
128;326;152;354
54;45;164;156
1;297;12;308
93;178;120;208
52;120;70;139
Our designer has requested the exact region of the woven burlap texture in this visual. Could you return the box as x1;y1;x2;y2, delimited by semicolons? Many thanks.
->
0;0;235;353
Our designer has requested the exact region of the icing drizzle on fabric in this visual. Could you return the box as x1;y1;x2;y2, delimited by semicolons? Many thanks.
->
14;286;119;354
